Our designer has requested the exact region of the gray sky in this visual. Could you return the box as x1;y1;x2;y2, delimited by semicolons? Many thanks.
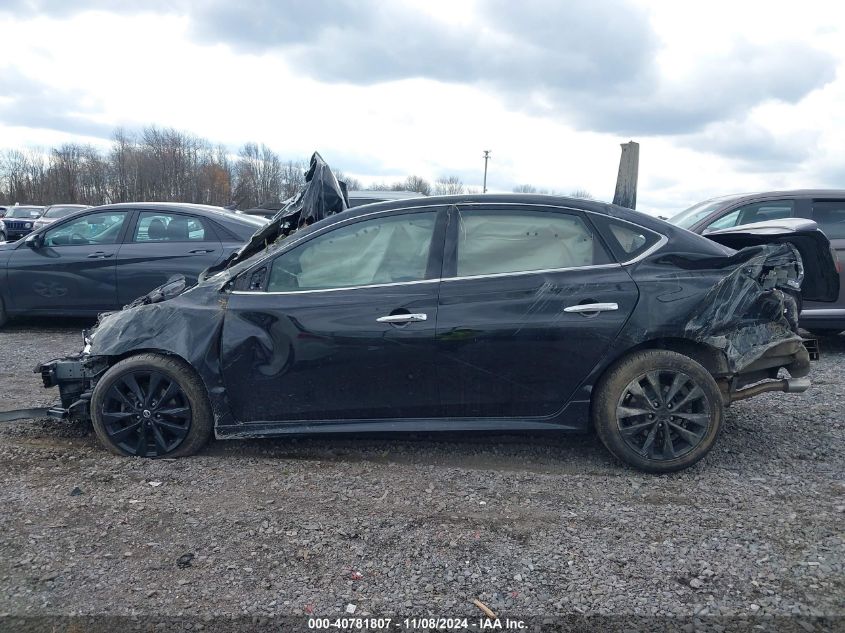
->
0;0;842;214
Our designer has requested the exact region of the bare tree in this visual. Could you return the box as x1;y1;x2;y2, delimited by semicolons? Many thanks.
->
434;175;464;195
404;175;431;195
569;188;594;199
513;184;538;193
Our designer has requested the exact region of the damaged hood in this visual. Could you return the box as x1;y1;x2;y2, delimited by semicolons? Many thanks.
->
704;218;840;303
204;151;348;277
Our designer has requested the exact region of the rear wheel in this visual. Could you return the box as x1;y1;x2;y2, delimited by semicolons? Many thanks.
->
592;350;723;473
91;353;212;458
0;295;7;328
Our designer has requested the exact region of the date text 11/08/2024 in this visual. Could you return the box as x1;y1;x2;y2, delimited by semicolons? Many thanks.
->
307;617;527;630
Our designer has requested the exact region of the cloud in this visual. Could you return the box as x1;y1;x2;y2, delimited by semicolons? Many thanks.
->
181;0;835;136
0;69;114;140
682;118;819;172
1;0;836;138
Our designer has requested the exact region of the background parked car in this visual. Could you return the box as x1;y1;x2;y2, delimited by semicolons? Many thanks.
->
668;190;845;336
32;204;90;231
347;190;422;207
0;205;45;242
0;206;8;218
0;202;265;326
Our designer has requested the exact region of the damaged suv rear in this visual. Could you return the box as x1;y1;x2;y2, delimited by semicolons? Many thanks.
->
36;155;840;472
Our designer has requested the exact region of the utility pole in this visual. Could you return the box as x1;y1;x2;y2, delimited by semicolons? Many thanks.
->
482;150;491;193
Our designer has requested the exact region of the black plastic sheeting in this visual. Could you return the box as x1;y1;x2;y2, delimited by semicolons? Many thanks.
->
204;152;348;277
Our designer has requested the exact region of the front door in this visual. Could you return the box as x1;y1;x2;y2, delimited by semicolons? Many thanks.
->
220;207;447;423
435;204;639;418
6;209;130;314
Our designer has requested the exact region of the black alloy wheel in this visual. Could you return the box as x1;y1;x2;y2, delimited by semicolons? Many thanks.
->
91;353;213;458
101;370;192;457
616;370;712;460
592;350;723;473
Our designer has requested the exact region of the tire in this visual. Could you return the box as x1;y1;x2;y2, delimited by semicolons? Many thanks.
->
0;231;6;242
91;353;213;458
592;350;724;473
805;328;843;337
0;295;7;328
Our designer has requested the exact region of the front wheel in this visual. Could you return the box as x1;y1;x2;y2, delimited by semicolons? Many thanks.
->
0;231;6;242
91;353;213;458
592;350;724;473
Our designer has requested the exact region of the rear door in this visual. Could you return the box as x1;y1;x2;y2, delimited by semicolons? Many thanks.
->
434;204;640;418
6;209;130;314
115;210;224;305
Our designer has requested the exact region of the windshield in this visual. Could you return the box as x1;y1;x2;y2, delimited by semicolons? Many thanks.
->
8;207;42;218
44;205;84;218
668;195;742;229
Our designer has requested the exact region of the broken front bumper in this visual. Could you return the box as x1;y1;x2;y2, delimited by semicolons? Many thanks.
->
36;355;107;421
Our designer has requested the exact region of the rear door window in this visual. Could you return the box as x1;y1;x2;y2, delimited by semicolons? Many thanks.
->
453;208;612;277
134;212;210;242
812;200;845;239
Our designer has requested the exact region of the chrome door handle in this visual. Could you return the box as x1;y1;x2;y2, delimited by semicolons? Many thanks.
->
86;251;114;259
563;302;619;314
376;313;428;323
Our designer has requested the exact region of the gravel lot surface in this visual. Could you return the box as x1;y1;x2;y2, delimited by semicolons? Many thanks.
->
0;319;843;629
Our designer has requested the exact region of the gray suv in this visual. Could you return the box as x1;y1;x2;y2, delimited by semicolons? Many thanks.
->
669;190;845;336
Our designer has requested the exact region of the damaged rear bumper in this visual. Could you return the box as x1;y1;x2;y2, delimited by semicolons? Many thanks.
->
724;337;815;403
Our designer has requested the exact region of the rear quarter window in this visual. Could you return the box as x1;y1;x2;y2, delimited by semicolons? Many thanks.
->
590;215;663;262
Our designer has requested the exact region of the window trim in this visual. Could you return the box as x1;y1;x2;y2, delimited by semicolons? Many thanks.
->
230;202;668;294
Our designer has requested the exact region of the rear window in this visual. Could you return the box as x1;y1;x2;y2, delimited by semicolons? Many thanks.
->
8;207;42;218
813;200;845;240
44;206;84;218
591;215;663;262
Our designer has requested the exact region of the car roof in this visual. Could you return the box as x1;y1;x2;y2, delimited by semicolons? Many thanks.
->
88;201;266;226
300;193;684;243
699;189;845;207
348;190;423;200
333;193;627;220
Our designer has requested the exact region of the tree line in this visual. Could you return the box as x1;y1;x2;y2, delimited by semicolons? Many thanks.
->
0;126;469;210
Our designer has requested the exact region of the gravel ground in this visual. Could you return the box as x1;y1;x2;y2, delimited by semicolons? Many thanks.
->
0;319;843;629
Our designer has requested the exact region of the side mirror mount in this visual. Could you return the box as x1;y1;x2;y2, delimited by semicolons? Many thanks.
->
24;233;43;249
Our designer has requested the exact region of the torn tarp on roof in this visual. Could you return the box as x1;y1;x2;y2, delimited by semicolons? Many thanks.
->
205;152;348;276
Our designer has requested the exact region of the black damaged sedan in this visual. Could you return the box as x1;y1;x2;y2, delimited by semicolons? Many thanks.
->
37;177;839;471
